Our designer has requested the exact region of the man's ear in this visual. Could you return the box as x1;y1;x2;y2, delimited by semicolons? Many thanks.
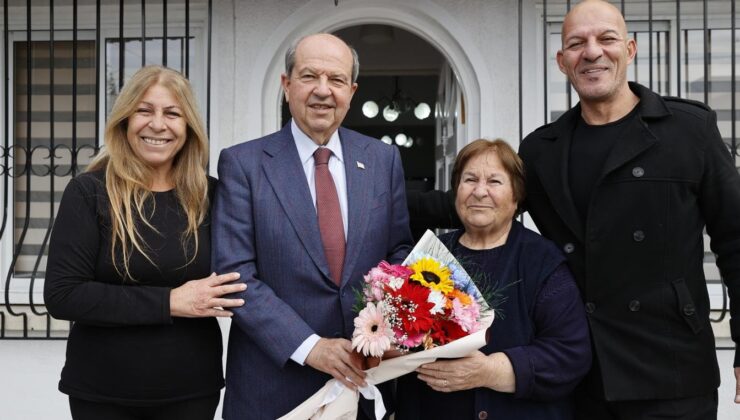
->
626;38;637;64
556;50;567;75
281;73;291;102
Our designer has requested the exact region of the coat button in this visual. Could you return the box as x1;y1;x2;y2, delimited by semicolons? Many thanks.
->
683;304;696;316
632;167;645;177
478;411;488;420
629;300;641;312
633;230;645;242
585;302;596;313
563;243;575;254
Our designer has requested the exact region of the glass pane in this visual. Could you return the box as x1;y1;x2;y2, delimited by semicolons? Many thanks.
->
105;37;188;114
13;40;97;278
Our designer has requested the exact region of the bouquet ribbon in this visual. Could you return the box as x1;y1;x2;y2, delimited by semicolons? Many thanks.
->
278;314;494;420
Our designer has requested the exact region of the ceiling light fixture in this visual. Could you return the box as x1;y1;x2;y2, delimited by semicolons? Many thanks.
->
361;76;431;122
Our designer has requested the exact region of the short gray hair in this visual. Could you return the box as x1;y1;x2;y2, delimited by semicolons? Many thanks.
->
284;34;360;83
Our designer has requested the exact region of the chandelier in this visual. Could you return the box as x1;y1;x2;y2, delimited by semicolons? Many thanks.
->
361;77;432;122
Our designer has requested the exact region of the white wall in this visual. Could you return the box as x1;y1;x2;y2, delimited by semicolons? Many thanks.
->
207;0;527;167
0;319;231;420
2;327;739;420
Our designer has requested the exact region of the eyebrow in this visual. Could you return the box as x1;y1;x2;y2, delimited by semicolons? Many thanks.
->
564;29;622;43
463;170;502;177
139;101;181;110
299;67;349;80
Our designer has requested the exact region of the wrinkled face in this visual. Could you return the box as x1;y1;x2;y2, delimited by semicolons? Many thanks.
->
455;151;518;235
126;83;187;175
281;34;357;145
556;1;636;105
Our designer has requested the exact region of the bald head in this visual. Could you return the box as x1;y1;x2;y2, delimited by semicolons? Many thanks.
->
556;0;637;118
562;0;628;47
285;33;360;83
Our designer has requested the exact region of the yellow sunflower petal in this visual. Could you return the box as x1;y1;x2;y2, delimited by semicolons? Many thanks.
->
409;257;454;294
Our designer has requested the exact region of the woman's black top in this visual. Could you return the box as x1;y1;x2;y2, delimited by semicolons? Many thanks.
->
44;170;223;406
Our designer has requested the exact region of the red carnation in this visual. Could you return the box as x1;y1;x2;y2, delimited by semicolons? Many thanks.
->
389;281;434;335
429;318;468;345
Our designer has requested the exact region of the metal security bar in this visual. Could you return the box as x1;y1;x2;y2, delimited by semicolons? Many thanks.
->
0;0;211;339
530;0;739;325
0;0;736;340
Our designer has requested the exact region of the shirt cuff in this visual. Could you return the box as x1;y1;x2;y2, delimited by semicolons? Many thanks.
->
290;334;321;365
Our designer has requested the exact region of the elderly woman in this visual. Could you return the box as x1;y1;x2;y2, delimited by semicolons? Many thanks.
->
396;139;591;420
44;66;244;420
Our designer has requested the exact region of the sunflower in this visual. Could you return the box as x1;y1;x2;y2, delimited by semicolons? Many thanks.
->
409;257;454;294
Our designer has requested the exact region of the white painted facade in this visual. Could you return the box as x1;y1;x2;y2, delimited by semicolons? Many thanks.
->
208;0;525;165
0;0;739;418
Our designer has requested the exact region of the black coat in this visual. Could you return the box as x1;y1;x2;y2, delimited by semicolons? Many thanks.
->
519;82;740;401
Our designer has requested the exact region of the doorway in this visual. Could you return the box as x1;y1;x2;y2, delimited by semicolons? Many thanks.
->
280;24;461;238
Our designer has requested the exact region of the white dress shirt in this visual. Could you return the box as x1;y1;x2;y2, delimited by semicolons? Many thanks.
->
289;120;349;365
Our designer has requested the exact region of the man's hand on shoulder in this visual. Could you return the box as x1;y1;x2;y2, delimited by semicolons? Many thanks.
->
305;338;367;390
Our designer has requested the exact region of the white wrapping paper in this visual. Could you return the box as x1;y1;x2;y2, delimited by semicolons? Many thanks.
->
278;314;493;420
279;231;493;420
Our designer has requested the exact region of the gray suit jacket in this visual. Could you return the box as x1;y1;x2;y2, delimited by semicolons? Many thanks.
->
212;123;413;419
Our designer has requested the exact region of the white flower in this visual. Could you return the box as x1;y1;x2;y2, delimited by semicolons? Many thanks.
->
387;276;404;291
427;290;447;315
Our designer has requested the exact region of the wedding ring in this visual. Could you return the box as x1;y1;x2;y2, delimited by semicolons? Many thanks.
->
443;379;449;387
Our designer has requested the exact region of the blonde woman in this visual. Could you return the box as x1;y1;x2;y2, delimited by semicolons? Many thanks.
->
45;66;244;420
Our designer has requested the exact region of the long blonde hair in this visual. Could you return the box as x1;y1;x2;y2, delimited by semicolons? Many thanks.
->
88;65;209;279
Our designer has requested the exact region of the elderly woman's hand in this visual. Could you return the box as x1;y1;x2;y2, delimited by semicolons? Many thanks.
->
416;351;515;393
170;272;246;318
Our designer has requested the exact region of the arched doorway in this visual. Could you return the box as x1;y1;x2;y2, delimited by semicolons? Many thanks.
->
280;24;449;199
278;24;462;240
247;0;493;150
246;0;493;238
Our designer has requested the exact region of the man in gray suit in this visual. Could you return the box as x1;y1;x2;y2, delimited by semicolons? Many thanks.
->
212;33;413;419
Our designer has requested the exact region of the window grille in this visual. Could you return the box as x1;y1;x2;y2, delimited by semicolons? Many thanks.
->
534;0;739;322
1;0;211;338
0;0;735;340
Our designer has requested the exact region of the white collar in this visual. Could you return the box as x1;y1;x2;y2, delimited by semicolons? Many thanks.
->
291;120;344;166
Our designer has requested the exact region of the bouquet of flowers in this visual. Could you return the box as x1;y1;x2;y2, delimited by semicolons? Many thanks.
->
352;242;488;357
279;231;494;420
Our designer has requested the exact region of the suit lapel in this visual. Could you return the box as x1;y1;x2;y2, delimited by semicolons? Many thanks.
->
534;109;585;242
531;84;668;243
262;126;333;282
600;88;664;179
599;115;658;179
340;128;372;286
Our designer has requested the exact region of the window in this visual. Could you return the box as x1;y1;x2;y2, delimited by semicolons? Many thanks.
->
546;21;671;121
6;39;97;291
105;36;194;114
3;33;200;305
544;14;739;311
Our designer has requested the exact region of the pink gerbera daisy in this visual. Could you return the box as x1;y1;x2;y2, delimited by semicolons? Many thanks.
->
352;302;394;357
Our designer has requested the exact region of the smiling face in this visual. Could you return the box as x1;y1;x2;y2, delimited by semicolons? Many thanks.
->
454;151;518;237
556;0;636;106
281;34;358;145
125;83;187;178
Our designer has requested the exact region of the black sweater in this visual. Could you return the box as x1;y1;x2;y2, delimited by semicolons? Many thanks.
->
44;170;223;405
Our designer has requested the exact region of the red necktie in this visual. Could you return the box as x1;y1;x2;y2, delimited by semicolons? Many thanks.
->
314;147;345;286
